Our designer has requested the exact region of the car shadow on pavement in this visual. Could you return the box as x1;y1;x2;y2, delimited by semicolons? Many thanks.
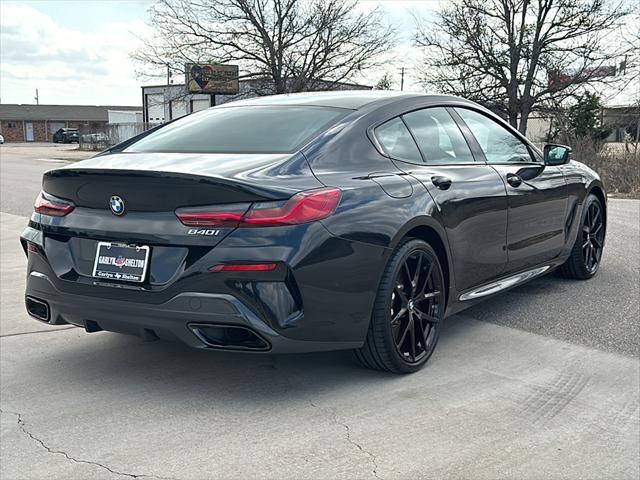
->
21;315;482;404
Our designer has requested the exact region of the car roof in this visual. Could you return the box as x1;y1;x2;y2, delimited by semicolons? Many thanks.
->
221;90;428;110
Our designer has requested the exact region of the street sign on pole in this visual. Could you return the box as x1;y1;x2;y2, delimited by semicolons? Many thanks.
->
185;64;239;95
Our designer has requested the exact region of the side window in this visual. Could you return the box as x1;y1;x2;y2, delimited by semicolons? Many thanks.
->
402;107;475;164
374;117;422;163
455;108;535;163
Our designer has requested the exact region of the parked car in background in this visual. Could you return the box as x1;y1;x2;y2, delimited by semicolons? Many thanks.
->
22;91;606;373
0;134;4;144
52;128;79;143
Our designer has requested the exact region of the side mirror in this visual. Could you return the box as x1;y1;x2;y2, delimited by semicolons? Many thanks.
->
543;144;571;166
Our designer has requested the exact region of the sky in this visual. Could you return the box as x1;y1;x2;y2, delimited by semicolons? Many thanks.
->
1;0;154;105
0;0;636;107
0;0;437;106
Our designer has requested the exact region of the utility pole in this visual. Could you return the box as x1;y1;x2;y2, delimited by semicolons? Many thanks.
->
399;67;406;91
34;88;39;105
166;64;171;85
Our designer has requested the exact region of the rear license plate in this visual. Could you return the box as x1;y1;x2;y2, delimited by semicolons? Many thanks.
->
92;242;150;283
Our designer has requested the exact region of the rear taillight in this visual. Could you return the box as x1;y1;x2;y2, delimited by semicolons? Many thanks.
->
175;204;249;228
176;188;341;228
34;190;74;217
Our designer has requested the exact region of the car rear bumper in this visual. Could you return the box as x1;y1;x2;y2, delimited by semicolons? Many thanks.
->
25;270;362;353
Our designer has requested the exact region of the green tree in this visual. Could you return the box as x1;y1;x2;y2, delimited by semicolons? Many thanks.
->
568;92;610;141
374;73;394;90
549;92;611;145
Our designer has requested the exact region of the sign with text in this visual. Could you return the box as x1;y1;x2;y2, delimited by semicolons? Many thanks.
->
186;64;239;94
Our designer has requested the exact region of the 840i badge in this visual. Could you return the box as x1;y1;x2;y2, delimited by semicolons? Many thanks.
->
187;229;220;236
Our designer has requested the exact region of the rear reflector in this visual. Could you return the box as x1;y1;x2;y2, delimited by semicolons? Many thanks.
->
34;190;74;217
209;263;277;272
176;188;341;228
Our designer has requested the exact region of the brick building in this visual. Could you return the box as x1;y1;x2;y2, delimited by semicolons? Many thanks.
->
0;104;141;143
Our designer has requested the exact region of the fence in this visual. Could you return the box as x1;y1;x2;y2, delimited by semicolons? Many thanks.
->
78;122;159;151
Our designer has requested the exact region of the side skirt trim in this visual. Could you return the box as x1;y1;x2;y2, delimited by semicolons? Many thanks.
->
459;265;550;301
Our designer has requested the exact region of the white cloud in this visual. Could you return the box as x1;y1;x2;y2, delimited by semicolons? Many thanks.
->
0;3;149;105
0;1;441;104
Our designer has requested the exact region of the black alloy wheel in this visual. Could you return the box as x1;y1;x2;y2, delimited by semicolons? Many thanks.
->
355;239;445;373
557;194;605;280
582;199;604;274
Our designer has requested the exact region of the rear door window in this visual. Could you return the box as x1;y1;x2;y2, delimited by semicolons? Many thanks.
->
402;108;475;164
374;117;422;163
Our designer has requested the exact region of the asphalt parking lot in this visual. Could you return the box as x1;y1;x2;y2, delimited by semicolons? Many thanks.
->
1;144;639;479
0;143;92;217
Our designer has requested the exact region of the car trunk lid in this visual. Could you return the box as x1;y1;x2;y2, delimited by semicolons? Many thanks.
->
36;151;323;287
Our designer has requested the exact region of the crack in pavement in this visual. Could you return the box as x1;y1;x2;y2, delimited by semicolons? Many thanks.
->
1;409;181;480
308;400;382;479
1;327;76;338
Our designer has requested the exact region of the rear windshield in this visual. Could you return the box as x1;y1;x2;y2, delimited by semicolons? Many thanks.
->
125;105;347;154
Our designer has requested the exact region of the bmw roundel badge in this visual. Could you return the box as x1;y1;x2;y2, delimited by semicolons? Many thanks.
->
109;195;125;216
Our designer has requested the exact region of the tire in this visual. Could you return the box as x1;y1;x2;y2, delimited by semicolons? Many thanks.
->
354;238;446;374
556;194;605;280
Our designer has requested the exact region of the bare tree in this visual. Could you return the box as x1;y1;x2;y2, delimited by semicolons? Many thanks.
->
132;0;395;94
414;0;631;134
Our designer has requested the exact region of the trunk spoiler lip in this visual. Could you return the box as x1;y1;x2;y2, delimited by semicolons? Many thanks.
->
42;167;306;200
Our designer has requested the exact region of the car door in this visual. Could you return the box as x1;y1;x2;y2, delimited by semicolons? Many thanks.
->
374;107;509;292
453;107;568;274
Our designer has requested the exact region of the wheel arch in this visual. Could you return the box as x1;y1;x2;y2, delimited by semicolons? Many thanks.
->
588;184;606;210
587;182;607;232
391;218;452;308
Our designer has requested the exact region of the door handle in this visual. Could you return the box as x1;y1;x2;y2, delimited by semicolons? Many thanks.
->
431;176;452;190
506;173;523;188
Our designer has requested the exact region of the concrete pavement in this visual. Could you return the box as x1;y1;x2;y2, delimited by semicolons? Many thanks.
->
0;143;92;216
0;144;638;479
1;206;638;479
465;199;640;356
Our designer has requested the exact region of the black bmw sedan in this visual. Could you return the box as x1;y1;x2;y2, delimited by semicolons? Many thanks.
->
21;92;606;373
